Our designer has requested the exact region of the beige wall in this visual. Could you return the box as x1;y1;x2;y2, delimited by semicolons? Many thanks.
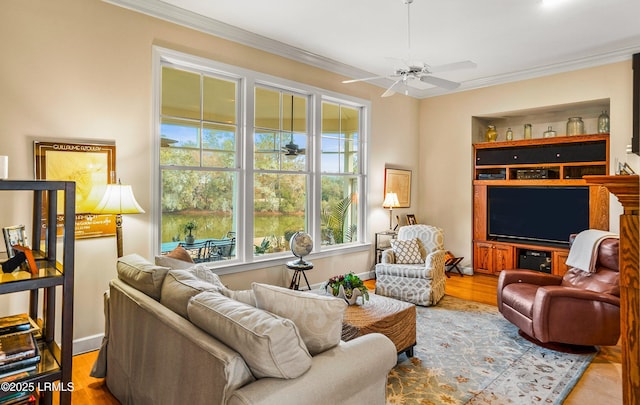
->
419;61;639;269
0;0;420;351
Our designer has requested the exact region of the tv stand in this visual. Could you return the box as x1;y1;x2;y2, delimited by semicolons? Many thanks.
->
473;134;610;276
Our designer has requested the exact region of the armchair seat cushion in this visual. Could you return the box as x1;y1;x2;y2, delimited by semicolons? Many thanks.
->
375;263;435;279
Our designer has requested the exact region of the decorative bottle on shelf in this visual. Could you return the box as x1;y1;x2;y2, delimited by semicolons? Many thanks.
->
485;125;497;142
543;126;556;138
598;110;609;133
523;124;532;139
566;117;584;136
505;127;513;141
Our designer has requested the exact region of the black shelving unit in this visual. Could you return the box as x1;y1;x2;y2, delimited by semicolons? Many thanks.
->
0;180;75;405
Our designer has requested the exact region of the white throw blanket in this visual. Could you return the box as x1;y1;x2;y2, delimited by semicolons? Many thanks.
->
565;229;618;273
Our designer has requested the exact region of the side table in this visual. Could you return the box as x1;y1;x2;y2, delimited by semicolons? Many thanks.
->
286;260;313;290
374;231;397;264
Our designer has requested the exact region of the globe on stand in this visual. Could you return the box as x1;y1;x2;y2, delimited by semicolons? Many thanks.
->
289;231;313;266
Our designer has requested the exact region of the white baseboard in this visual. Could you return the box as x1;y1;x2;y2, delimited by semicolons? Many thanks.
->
73;333;104;355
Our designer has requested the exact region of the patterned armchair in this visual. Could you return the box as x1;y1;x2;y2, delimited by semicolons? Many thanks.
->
375;224;446;306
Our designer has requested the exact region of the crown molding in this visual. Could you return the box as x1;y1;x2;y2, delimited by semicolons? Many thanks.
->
102;0;393;86
417;41;640;98
103;0;640;100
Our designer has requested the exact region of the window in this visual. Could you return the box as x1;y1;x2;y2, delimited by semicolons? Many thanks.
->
320;101;360;246
254;87;308;254
154;48;368;270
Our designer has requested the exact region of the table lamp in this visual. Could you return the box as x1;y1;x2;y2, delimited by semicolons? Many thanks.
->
94;179;145;257
382;192;399;230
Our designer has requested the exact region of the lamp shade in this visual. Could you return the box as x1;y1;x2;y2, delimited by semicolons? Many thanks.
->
382;192;399;208
94;183;145;215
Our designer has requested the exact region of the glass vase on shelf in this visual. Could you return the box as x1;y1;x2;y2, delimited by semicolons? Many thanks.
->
598;110;609;133
566;117;584;136
505;127;513;141
543;126;556;138
523;124;532;139
485;125;497;142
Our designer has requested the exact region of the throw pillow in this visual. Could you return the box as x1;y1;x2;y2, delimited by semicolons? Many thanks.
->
167;245;194;263
188;291;312;379
160;269;221;318
186;264;257;306
117;254;170;300
252;283;346;355
391;238;425;264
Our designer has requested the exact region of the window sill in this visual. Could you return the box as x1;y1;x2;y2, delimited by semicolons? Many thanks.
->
211;242;372;276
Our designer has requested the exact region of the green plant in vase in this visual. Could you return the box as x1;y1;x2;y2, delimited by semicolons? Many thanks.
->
323;272;369;304
254;237;271;255
183;220;197;244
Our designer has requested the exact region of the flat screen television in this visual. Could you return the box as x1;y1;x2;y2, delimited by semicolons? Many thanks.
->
487;186;590;246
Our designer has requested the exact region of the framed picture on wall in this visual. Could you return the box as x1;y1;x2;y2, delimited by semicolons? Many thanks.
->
384;168;411;208
34;140;117;239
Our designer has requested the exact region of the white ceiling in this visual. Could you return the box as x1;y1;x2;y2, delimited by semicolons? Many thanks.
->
109;0;640;98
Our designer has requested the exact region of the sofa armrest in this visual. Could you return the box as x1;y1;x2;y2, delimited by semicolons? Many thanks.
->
534;285;621;309
425;249;446;275
227;333;397;405
532;286;621;345
381;248;395;264
498;269;563;289
497;270;562;312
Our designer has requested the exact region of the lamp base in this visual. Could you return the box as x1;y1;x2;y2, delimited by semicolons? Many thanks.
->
115;214;123;258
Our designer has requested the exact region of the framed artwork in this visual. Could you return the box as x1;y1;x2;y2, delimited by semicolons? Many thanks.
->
406;214;417;225
34;140;117;239
384;168;411;208
3;225;26;257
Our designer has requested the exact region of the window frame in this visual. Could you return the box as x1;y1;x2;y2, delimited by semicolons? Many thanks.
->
152;46;370;274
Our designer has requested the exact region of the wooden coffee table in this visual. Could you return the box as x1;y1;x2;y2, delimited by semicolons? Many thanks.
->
341;293;416;357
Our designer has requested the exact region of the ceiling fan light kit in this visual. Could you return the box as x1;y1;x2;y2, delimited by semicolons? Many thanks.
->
342;0;476;97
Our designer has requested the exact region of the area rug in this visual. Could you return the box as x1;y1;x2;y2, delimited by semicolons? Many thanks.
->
387;295;597;404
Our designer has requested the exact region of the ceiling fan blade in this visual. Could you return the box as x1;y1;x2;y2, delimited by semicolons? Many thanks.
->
342;75;389;84
429;60;477;73
420;75;461;90
381;79;403;97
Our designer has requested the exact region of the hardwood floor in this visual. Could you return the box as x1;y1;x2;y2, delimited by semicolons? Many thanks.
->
66;274;621;404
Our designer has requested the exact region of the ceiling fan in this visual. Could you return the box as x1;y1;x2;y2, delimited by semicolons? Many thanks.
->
342;0;477;97
281;95;305;156
282;133;305;156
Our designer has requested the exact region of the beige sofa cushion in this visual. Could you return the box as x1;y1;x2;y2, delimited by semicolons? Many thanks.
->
188;291;312;379
160;270;221;318
252;283;346;355
117;254;170;300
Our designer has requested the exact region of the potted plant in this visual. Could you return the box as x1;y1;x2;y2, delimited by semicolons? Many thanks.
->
254;237;271;255
323;272;369;304
183;220;197;244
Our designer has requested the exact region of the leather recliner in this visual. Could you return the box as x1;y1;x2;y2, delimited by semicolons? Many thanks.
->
497;237;620;346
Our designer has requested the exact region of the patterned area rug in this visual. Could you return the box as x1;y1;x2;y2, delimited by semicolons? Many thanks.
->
387;295;597;404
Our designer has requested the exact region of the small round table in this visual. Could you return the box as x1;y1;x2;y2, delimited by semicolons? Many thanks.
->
286;260;313;290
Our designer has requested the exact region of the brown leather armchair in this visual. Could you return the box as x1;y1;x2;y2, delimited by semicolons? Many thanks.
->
497;237;620;346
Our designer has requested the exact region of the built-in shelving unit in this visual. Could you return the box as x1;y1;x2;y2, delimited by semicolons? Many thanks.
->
0;180;75;405
472;100;611;276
